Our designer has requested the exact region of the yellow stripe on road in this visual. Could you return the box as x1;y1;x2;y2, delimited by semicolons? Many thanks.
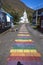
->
17;34;30;36
15;39;33;42
10;49;37;53
10;52;41;57
10;49;41;57
19;32;29;34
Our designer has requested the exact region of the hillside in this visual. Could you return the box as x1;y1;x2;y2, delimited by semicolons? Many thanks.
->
1;0;33;14
1;0;34;22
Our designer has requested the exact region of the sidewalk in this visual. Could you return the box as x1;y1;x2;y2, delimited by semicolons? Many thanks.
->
26;24;43;55
27;24;43;39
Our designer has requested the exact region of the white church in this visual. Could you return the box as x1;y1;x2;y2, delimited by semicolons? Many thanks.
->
19;11;29;23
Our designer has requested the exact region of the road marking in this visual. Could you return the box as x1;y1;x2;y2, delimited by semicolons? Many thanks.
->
10;49;41;57
10;52;41;57
17;34;30;36
19;32;29;34
15;39;33;42
7;56;41;61
10;49;37;53
7;24;42;65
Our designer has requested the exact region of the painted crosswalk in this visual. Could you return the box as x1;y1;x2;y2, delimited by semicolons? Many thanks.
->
7;24;42;65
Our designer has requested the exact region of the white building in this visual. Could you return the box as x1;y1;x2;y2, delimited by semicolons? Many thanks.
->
19;11;29;23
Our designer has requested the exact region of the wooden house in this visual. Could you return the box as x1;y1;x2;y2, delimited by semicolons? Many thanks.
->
33;8;43;31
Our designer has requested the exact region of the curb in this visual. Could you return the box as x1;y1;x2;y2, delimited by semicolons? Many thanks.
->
0;29;10;36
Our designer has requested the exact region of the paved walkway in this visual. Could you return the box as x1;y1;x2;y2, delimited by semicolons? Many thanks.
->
26;24;43;55
7;24;43;65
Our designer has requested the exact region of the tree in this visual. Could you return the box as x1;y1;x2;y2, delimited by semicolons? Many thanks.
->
28;15;33;23
14;11;20;22
10;11;20;24
0;0;2;9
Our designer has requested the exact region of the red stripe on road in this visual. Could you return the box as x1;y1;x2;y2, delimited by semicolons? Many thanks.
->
7;56;41;61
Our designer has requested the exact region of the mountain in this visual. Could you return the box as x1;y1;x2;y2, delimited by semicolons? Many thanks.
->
1;0;34;21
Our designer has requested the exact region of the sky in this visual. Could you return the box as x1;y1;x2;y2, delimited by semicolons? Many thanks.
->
21;0;43;10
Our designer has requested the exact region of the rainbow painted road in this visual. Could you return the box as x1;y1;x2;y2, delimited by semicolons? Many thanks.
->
7;24;43;65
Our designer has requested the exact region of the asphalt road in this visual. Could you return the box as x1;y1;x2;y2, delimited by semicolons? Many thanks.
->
0;23;43;65
26;23;43;62
26;23;43;55
0;24;21;65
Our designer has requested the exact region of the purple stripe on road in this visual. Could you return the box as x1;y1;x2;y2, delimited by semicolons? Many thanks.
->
7;60;42;65
17;36;32;39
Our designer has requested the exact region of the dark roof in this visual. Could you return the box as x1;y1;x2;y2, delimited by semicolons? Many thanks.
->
0;8;13;18
0;8;7;13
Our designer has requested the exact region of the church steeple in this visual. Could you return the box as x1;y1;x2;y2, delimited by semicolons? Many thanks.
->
19;10;29;23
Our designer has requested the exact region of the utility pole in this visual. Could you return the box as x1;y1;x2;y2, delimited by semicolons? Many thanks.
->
36;10;38;25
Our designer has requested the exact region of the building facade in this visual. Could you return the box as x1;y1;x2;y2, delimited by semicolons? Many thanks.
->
33;8;43;31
